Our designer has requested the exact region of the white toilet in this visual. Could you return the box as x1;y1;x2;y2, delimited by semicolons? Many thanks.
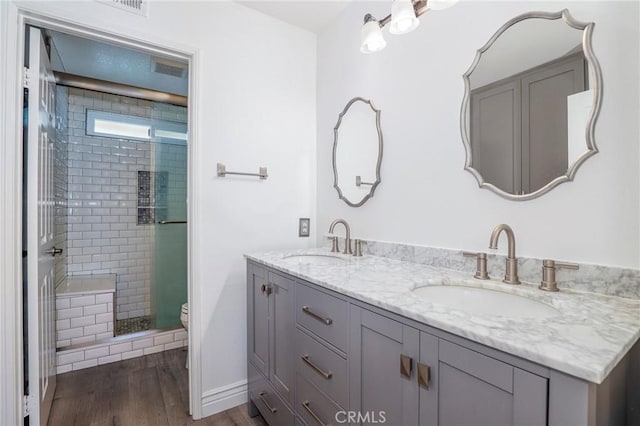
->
181;303;189;368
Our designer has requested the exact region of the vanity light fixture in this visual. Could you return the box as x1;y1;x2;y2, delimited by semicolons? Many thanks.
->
360;0;459;53
389;0;420;34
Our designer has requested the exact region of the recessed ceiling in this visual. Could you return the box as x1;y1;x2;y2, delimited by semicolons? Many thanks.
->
48;30;188;96
238;1;352;33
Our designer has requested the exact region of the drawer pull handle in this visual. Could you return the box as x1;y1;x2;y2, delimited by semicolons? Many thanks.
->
400;354;413;379
302;355;333;379
260;284;272;296
302;306;333;325
418;362;431;389
258;391;277;414
302;400;328;426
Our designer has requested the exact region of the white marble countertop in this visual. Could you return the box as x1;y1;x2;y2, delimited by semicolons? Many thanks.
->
245;248;640;384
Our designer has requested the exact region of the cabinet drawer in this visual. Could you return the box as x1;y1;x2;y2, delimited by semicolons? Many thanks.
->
248;363;294;426
296;283;348;351
296;328;348;408
296;373;343;426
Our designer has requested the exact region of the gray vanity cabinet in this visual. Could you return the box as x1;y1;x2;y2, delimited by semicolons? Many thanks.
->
248;261;636;426
247;263;296;423
269;272;295;403
348;307;547;426
435;340;547;426
418;332;439;425
248;263;270;376
349;306;420;425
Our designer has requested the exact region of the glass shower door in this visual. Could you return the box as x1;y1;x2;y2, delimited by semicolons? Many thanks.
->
150;103;188;330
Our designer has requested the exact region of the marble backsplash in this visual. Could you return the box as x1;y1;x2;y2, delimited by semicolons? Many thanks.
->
322;237;640;299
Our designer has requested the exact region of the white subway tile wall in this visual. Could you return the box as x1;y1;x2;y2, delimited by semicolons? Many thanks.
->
55;292;114;348
55;328;187;374
64;88;187;320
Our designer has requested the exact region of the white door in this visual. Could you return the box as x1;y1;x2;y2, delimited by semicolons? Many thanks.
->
27;26;57;426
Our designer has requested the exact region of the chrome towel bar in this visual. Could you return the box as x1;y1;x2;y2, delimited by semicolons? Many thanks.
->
158;220;187;224
217;162;268;180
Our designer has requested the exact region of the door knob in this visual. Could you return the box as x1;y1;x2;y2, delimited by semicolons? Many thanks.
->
45;247;63;256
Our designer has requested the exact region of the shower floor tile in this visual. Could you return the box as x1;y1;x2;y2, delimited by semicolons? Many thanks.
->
115;316;151;336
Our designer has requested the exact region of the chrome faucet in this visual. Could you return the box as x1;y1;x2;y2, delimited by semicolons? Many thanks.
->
328;219;352;255
488;224;520;284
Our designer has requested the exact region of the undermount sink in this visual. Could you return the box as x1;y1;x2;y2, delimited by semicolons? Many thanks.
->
282;254;348;265
412;285;560;319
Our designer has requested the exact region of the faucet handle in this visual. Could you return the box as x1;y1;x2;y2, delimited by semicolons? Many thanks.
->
550;260;580;271
463;252;490;280
353;239;363;257
328;235;339;253
540;259;579;292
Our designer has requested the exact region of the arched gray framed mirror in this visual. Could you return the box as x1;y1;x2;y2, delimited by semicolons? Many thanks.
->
461;9;602;200
333;97;383;207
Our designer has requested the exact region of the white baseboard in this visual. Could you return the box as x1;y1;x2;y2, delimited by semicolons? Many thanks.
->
200;379;248;419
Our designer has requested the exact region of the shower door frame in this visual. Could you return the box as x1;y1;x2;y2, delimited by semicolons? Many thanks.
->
0;4;203;423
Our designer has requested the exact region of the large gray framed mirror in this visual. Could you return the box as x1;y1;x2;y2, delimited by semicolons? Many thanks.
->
333;97;383;207
461;9;602;200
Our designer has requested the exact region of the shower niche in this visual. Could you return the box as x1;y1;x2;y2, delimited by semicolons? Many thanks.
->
137;171;169;225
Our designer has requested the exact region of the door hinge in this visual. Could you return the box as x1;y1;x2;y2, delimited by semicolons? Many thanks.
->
23;66;30;88
23;394;33;417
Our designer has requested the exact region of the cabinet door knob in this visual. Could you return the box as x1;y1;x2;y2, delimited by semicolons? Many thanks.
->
260;284;272;296
400;354;413;379
418;362;431;389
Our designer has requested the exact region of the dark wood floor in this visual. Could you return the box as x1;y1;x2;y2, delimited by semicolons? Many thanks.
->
48;348;266;426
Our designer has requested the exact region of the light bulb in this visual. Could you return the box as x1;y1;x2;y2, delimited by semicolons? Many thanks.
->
389;0;420;35
396;18;414;32
360;20;387;54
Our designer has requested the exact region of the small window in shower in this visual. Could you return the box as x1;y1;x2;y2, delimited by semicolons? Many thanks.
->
86;110;187;144
137;171;168;225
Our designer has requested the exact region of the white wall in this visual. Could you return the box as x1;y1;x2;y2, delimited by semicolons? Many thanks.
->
316;1;640;269
2;0;316;419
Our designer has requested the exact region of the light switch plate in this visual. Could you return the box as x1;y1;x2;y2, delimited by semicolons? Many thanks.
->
299;218;310;237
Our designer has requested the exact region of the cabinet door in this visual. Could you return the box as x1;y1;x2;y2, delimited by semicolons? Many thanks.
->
349;306;419;425
521;55;585;193
437;340;547;426
419;332;439;426
247;264;269;376
269;272;295;404
471;80;522;194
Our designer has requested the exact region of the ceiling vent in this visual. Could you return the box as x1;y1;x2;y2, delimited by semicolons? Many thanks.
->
151;57;188;79
96;0;148;16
